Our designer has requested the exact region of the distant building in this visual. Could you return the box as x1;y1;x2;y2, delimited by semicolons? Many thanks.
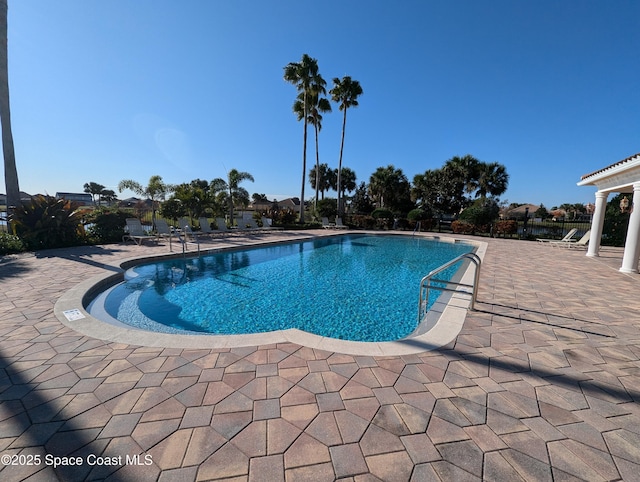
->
117;197;152;209
1;191;34;206
55;192;93;206
501;204;540;219
249;199;274;212
277;197;301;211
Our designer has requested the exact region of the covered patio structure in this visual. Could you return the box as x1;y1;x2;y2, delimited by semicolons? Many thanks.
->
578;152;640;273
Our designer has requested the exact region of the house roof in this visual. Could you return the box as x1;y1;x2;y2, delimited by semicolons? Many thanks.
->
579;153;640;182
503;204;540;216
277;197;300;207
56;192;93;201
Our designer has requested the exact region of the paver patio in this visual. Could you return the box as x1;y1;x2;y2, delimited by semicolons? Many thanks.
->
0;230;639;481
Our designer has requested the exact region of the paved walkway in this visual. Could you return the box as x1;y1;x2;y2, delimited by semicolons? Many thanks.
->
1;231;639;481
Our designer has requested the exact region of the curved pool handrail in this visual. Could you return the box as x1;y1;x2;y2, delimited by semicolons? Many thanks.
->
418;252;481;323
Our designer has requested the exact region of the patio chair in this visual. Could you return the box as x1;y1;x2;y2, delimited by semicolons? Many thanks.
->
154;219;176;241
550;230;591;249
216;218;234;235
261;217;282;231
537;228;578;243
233;218;248;233
123;218;157;246
321;217;334;229
245;218;261;231
198;217;218;237
334;217;349;230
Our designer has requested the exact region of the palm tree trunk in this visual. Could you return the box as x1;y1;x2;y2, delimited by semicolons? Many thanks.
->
0;0;19;217
313;124;320;211
300;101;307;224
337;108;347;216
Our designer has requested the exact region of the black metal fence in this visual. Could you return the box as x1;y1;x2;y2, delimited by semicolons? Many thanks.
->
514;218;592;240
0;204;594;243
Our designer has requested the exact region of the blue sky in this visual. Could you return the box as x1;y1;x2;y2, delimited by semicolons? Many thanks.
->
4;0;638;209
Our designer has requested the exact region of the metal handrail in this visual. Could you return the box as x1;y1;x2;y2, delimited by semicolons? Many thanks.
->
177;225;201;257
418;252;481;323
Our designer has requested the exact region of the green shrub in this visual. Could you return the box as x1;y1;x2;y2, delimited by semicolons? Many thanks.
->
451;220;475;234
11;195;86;250
371;208;394;219
394;218;408;230
458;198;499;226
407;208;433;221
271;210;297;226
315;198;337;218
159;198;186;223
602;194;630;247
0;232;25;255
85;209;131;244
493;220;518;236
349;215;376;229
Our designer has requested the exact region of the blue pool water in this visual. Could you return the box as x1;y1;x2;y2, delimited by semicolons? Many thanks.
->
98;235;473;342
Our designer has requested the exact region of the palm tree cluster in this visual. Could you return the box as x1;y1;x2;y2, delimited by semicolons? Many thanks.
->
283;56;508;222
284;54;362;222
118;170;255;227
83;182;117;207
308;164;357;201
412;155;509;215
368;165;413;213
118;175;172;227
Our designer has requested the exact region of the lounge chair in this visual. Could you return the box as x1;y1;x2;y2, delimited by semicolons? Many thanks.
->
233;219;248;233
216;218;233;235
198;217;218;236
245;218;261;231
155;219;176;241
537;228;578;243
550;230;591;249
261;217;282;231
321;217;334;229
335;217;349;230
123;218;157;245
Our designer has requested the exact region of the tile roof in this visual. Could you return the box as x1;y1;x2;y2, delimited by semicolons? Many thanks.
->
580;152;640;180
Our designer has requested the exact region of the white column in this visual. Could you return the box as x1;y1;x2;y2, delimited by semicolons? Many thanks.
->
620;182;640;273
587;191;608;257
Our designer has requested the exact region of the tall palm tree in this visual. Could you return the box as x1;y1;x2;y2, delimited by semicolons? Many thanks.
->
368;165;409;211
295;90;331;210
334;167;357;203
444;155;481;195
284;54;323;223
225;169;254;222
330;76;363;215
308;163;333;200
475;161;509;198
0;0;19;216
118;175;172;227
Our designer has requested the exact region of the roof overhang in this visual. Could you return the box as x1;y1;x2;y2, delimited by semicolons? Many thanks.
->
577;153;640;193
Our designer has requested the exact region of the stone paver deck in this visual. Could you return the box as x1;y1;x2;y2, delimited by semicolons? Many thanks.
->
1;230;639;481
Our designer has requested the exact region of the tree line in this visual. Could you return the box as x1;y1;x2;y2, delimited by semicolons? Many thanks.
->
82;150;509;229
315;154;509;220
283;54;509;221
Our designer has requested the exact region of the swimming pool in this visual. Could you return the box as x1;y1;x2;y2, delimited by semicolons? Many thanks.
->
90;234;474;342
